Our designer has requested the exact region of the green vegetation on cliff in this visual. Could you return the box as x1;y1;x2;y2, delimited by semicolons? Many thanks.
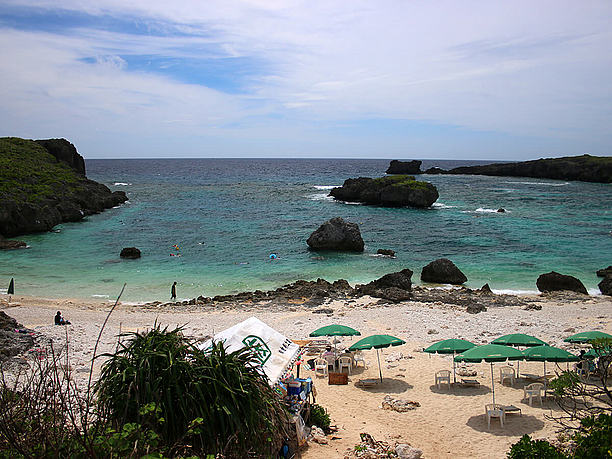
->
0;137;82;203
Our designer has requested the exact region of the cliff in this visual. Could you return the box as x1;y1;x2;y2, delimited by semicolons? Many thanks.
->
0;137;127;237
424;154;612;184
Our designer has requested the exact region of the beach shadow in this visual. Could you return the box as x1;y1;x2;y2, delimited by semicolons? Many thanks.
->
429;384;491;396
354;378;413;394
466;414;545;436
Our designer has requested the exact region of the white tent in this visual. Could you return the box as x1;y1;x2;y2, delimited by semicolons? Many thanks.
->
199;317;300;386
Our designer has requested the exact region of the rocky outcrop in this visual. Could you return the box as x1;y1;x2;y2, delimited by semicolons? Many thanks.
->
35;138;86;175
0;137;128;237
421;258;467;285
307;217;364;252
330;176;438;208
423;154;612;184
0;311;35;361
599;277;612;296
0;236;26;249
597;266;612;278
357;268;413;302
536;271;588;295
120;247;141;259
377;249;396;257
386;160;422;175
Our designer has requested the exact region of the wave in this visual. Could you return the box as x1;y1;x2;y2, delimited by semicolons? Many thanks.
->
491;289;538;295
431;202;457;209
113;182;131;186
504;181;569;187
462;207;509;214
307;193;334;202
91;294;110;298
313;185;338;190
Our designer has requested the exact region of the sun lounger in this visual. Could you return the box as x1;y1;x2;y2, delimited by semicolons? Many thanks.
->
503;405;522;416
355;378;380;388
460;378;480;387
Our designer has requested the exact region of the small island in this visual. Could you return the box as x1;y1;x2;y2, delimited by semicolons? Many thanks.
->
0;137;128;238
329;175;439;208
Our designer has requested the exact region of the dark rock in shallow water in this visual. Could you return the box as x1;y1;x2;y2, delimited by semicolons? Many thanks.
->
377;249;396;257
329;176;438;208
386;160;422;175
421;258;467;285
479;283;493;295
307;217;364;252
120;247;141;259
357;268;413;302
0;236;26;250
536;271;588;295
497;208;506;213
599;277;612;296
596;266;612;278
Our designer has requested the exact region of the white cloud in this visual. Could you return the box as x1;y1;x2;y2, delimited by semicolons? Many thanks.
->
1;0;611;158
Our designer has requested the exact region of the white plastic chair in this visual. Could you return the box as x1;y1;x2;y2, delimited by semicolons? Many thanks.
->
353;351;367;369
435;370;451;389
500;366;516;386
323;353;336;372
485;403;505;429
314;358;328;377
523;383;544;406
338;356;352;374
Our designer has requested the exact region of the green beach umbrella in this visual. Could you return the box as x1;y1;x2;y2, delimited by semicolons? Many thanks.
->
424;339;476;383
584;346;612;359
310;324;361;354
7;278;14;296
349;334;406;382
522;345;578;391
455;344;524;405
491;333;547;375
564;331;612;344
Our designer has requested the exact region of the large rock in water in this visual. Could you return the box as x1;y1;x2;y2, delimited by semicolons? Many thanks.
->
596;266;612;278
536;271;588;295
307;217;364;252
386;160;422;175
120;247;141;259
330;176;438;208
0;236;26;249
421;258;467;284
599;277;612;296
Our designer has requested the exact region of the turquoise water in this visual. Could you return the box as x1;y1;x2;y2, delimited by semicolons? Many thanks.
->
1;159;611;302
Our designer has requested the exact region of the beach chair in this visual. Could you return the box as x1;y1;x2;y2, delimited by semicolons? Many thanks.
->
500;366;516;386
314;358;328;377
435;370;451;389
353;351;367;369
338;356;352;374
485;403;505;429
355;378;379;388
523;383;544;407
460;378;480;388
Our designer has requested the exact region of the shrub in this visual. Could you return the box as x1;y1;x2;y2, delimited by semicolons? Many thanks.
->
507;435;566;459
309;404;331;433
573;413;612;458
95;325;289;456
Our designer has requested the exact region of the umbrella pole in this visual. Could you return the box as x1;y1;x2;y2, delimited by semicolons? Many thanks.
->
490;362;496;406
544;360;547;393
377;348;383;382
453;351;457;384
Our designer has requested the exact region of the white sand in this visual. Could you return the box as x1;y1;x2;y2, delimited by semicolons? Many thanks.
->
2;292;611;458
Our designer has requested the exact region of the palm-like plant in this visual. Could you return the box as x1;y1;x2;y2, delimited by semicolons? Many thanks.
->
94;325;289;456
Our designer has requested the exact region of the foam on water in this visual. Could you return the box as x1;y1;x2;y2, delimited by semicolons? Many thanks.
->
504;181;570;187
313;185;338;190
431;202;457;209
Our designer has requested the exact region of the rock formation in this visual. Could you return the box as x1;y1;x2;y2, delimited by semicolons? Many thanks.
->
0;311;35;361
536;271;588;295
386;160;422;175
421;258;468;285
596;266;612;278
329;176;438;208
0;236;26;250
0;137;128;237
599;277;612;296
307;217;364;252
357;268;413;302
423;154;612;184
377;249;396;257
120;247;142;259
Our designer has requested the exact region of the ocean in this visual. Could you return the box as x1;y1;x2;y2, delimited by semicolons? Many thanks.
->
1;158;611;302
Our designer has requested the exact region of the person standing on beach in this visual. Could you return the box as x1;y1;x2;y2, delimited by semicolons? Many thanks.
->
171;281;177;301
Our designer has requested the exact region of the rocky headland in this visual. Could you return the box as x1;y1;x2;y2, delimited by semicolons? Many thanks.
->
422;154;612;184
0;137;128;238
329;175;438;208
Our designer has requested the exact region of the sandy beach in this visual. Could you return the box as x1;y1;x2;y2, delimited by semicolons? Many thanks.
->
1;291;611;458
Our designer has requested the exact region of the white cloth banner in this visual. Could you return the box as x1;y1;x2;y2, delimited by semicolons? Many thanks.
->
199;317;300;386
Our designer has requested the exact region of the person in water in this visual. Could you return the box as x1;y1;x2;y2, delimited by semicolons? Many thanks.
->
54;311;70;325
171;281;177;301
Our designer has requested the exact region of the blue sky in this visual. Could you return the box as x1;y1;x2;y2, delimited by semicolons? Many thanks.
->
1;1;611;159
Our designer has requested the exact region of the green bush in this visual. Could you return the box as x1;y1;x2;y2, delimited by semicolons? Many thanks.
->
95;325;289;456
574;413;612;458
309;404;331;433
507;435;566;459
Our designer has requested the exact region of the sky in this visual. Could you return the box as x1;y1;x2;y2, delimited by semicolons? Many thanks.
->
1;1;611;160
